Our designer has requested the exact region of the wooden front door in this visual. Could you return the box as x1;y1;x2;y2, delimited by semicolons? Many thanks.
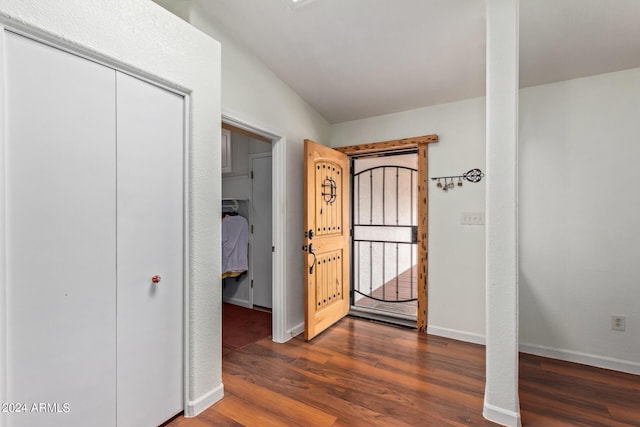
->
303;140;350;340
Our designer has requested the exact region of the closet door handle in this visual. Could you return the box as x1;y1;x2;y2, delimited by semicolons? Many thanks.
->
308;243;316;275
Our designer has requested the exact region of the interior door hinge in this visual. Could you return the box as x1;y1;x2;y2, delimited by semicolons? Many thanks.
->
272;246;275;253
250;170;254;179
251;279;254;288
251;224;254;234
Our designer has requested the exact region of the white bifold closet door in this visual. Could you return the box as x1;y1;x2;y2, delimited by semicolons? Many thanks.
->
5;30;118;427
115;72;184;427
4;30;183;427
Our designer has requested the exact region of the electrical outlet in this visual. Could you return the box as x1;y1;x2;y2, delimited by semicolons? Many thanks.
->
611;315;626;331
461;212;485;225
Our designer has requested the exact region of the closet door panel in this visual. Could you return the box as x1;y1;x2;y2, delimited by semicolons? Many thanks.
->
251;155;273;309
4;31;116;427
116;72;184;427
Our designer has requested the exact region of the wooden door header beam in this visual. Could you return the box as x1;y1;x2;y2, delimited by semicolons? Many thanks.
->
334;134;438;155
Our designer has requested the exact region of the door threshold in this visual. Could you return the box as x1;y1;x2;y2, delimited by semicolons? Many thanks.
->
349;306;416;329
252;305;272;313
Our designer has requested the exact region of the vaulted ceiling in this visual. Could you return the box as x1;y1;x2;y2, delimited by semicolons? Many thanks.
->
194;0;640;123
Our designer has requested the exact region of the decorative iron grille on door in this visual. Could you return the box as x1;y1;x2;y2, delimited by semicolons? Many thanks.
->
351;157;418;315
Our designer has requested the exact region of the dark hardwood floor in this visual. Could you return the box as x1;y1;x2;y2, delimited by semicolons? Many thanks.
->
166;317;640;426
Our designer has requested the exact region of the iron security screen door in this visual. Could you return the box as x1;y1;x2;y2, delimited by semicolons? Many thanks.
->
351;153;418;320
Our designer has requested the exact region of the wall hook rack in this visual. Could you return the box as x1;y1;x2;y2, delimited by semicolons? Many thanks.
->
431;168;484;192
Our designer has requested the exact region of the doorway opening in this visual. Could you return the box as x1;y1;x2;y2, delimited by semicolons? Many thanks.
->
220;118;285;347
349;152;418;327
221;126;272;310
333;134;437;332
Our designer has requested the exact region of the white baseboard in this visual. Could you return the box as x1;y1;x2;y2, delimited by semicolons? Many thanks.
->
272;322;303;343
519;342;640;375
483;401;521;427
427;325;486;345
185;383;224;417
422;327;640;375
286;322;304;340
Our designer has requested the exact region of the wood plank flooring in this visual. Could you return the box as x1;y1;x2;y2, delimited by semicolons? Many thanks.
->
354;266;417;317
165;317;640;426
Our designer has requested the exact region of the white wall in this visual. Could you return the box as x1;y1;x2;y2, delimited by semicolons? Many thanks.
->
169;1;332;336
0;0;223;418
519;67;640;374
155;0;639;375
332;67;640;373
332;98;488;343
484;1;520;423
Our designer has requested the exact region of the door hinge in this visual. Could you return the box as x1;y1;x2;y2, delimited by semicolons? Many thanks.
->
251;279;254;288
251;224;254;234
272;246;275;253
250;170;254;179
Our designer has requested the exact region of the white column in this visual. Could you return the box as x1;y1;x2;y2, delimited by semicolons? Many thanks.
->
484;0;521;426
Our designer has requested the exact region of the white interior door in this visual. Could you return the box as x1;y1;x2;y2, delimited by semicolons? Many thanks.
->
251;154;273;309
4;31;117;427
116;72;184;427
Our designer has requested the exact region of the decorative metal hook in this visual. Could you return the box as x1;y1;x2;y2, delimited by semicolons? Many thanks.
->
431;168;484;191
461;168;484;183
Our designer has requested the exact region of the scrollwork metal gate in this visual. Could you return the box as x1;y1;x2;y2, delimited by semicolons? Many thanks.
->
351;154;418;318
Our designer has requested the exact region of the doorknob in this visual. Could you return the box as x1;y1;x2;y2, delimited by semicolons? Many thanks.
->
152;275;161;284
308;243;316;275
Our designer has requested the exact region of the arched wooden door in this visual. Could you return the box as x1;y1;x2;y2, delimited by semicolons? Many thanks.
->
303;140;350;340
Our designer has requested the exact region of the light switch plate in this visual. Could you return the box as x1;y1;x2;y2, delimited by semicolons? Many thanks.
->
461;212;485;225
